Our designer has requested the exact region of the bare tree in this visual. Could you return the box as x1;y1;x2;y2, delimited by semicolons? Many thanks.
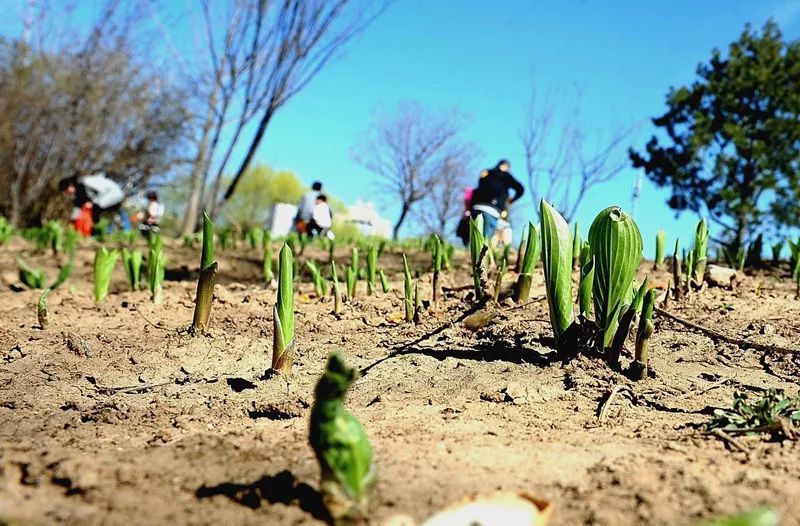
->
354;101;471;240
416;149;476;238
0;1;189;226
179;0;388;234
520;86;635;222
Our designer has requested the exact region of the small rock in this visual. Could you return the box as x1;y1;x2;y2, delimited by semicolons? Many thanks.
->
760;324;775;336
707;265;737;288
63;333;92;357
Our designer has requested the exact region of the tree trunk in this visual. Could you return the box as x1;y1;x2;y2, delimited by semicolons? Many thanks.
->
393;202;410;240
180;97;217;236
218;104;276;208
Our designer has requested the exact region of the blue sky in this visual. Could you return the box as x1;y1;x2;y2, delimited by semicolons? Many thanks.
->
3;0;799;253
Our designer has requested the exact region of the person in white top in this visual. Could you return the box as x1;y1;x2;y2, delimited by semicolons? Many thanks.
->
308;194;332;237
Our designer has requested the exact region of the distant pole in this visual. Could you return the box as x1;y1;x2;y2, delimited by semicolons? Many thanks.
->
631;172;642;218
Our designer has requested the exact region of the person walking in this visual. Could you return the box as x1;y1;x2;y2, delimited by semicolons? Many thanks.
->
469;159;524;239
295;181;323;234
59;173;126;236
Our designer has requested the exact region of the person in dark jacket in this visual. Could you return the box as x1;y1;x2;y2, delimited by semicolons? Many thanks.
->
470;159;524;238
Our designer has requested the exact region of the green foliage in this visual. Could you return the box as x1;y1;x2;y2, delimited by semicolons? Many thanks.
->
345;267;357;301
709;389;799;438
723;246;746;271
309;352;376;520
630;288;656;380
192;214;218;332
43;220;64;255
540;200;574;342
515;221;540;302
572;222;581;267
147;238;166;304
0;216;13;244
37;289;50;329
122;249;143;291
378;268;389;293
588;206;643;347
578;259;595;318
306;260;327;297
93;247;119;302
630;21;800;251
366;246;377;295
468;218;488;301
693;508;779;526
654;229;666;269
246;227;262;249
200;212;215;272
693;219;709;284
272;243;295;373
331;261;342;315
17;257;46;289
402;254;414;322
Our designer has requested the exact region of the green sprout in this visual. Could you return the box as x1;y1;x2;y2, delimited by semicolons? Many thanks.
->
320;236;331;263
402;254;414;323
272;243;295;374
514;221;539;302
572;221;581;269
309;352;376;521
629;288;656;380
44;220;64;256
331;261;342;316
443;243;453;271
191;212;218;332
262;228;271;250
723;246;746;271
514;226;527;274
672;239;683;300
17;257;46;289
431;235;443;305
693;219;708;285
345;266;357;301
469;217;488;301
540;200;574;343
654;229;666;269
366;246;377;295
771;241;783;265
122;249;144;291
493;258;507;303
588;206;643;348
93;246;120;302
378;268;390;293
147;237;166;304
578;257;595;318
246;227;262;249
306;260;328;297
413;278;421;323
607;278;649;367
350;246;359;275
37;288;50;329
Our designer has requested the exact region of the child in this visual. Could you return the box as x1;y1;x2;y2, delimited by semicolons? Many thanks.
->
137;191;165;235
308;194;332;237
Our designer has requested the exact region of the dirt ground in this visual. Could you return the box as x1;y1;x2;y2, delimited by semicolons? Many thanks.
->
0;236;798;526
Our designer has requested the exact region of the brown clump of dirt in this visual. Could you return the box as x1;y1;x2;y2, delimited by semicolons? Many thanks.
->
0;236;798;525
